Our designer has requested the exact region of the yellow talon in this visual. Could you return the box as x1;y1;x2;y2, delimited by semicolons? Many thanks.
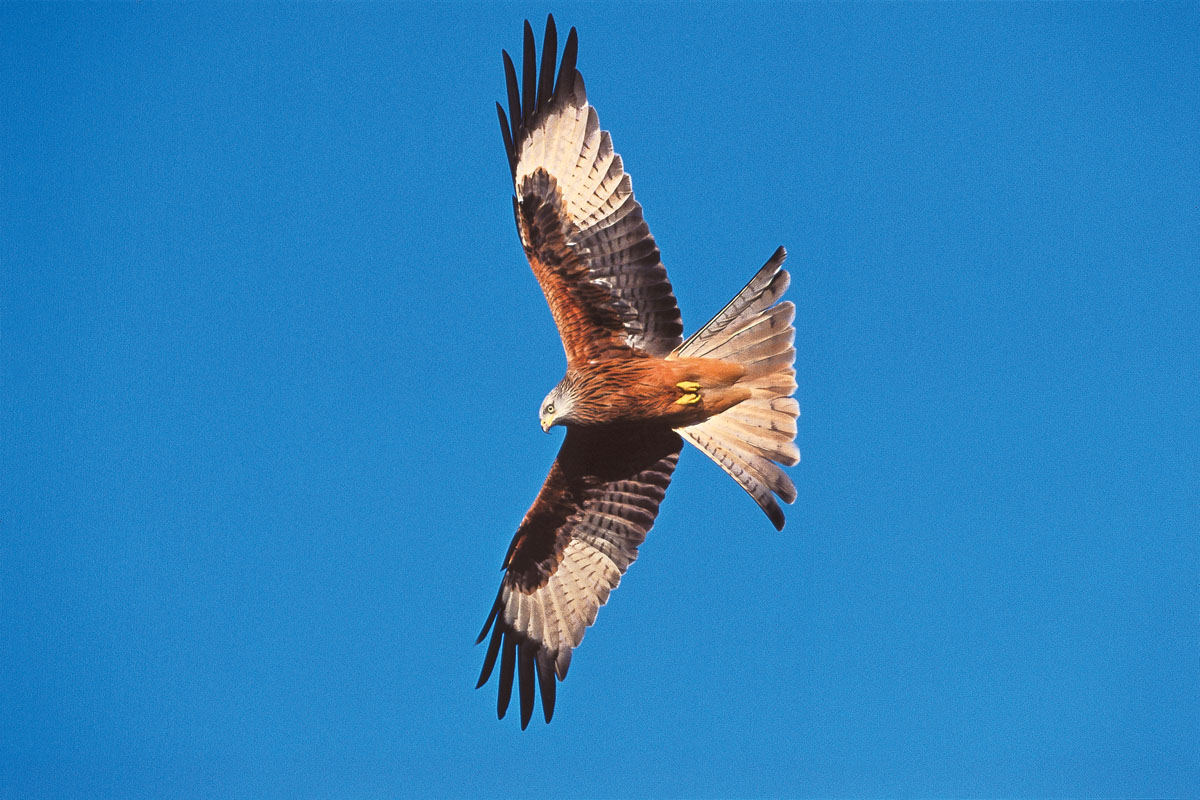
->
676;381;701;392
675;392;701;406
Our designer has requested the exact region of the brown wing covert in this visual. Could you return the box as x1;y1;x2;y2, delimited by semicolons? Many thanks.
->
475;425;682;728
498;16;684;359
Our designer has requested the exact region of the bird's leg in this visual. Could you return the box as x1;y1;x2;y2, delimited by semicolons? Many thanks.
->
675;381;702;405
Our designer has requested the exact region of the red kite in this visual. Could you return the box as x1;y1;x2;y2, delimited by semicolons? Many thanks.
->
477;16;799;728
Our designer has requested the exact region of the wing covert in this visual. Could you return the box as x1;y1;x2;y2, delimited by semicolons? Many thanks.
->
476;425;682;728
498;16;684;362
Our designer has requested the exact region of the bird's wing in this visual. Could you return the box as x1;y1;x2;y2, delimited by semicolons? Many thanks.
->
498;16;684;365
476;425;682;728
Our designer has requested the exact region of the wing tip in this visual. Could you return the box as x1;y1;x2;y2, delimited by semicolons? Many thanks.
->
502;16;586;173
518;642;536;729
476;601;561;728
496;634;517;720
538;653;557;724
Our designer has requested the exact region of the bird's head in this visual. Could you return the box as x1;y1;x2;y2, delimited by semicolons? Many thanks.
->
539;379;578;432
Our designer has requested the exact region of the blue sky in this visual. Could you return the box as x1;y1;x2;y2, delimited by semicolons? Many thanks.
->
3;3;1197;798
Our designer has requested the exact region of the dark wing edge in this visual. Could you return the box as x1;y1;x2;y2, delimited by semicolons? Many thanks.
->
496;17;577;179
476;425;682;729
497;15;684;359
515;168;639;363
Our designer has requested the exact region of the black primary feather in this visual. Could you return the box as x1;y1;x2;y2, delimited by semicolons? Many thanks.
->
521;21;537;123
502;50;521;155
537;16;557;110
555;27;578;97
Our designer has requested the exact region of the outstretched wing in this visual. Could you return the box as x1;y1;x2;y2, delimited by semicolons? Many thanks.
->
476;425;682;728
499;16;684;365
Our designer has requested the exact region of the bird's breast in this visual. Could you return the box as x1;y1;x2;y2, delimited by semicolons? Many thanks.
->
569;357;748;427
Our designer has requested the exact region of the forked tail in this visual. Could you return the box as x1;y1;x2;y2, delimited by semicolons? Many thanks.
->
671;247;799;529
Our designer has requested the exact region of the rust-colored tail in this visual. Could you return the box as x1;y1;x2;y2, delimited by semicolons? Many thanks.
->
671;247;799;529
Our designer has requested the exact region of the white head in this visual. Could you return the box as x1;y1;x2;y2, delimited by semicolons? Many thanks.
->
539;379;578;432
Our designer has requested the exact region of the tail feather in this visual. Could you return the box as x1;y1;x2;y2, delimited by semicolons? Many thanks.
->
739;349;795;380
711;323;794;370
678;425;788;530
720;397;798;438
702;413;800;467
672;247;800;529
675;247;790;360
688;301;795;361
743;370;798;399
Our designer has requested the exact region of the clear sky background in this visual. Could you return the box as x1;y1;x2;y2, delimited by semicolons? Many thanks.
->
3;3;1197;798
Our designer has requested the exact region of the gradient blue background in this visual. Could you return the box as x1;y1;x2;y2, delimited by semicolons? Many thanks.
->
3;3;1197;798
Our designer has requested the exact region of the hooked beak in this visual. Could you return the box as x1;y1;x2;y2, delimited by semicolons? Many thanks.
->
540;416;552;433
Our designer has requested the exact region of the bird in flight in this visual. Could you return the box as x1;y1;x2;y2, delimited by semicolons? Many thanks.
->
477;16;799;729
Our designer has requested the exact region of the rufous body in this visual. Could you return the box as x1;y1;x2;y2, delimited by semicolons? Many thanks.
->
564;356;750;427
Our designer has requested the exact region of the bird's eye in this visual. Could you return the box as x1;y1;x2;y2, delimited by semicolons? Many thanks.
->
545;403;555;414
